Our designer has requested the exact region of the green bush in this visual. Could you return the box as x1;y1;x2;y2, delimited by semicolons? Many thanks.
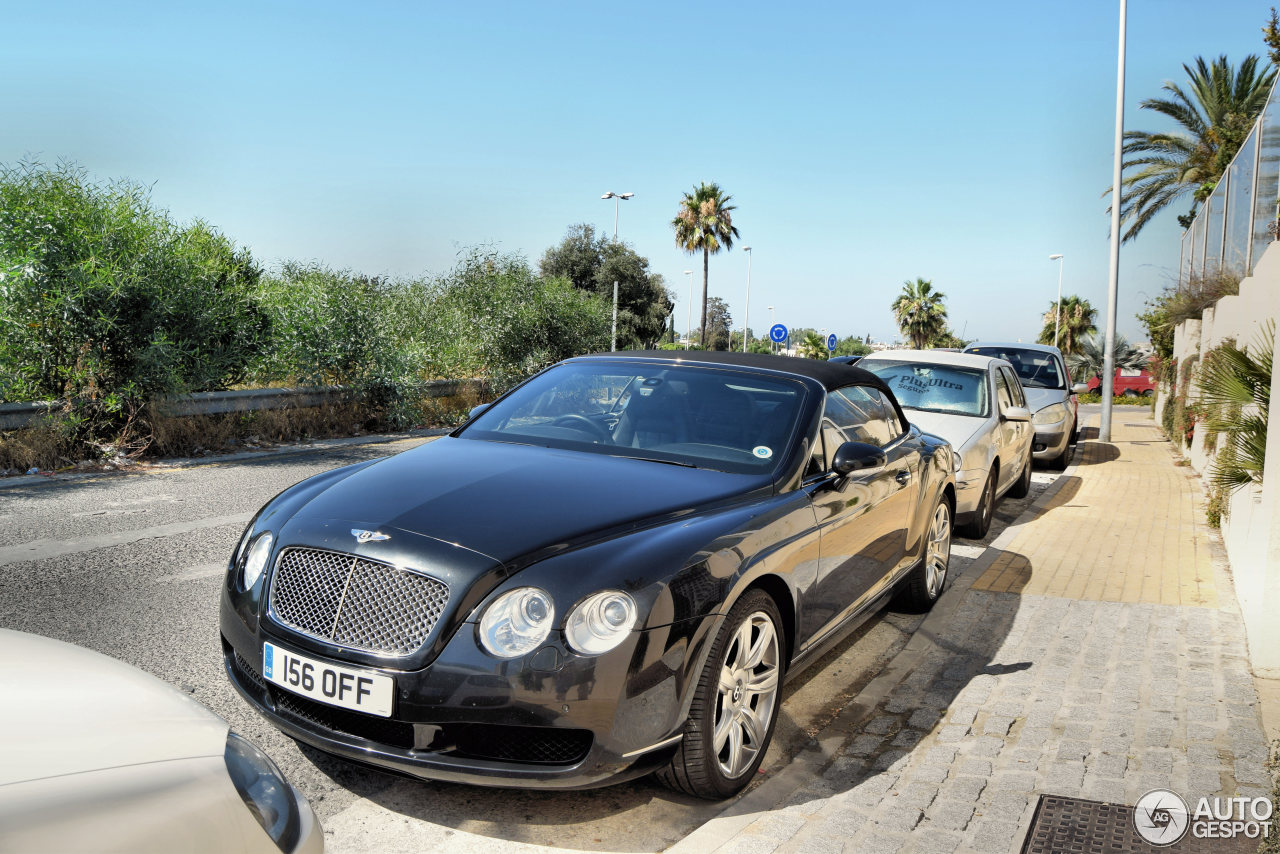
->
1075;392;1154;405
0;161;267;451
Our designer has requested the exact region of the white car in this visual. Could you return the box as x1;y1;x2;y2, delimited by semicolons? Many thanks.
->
0;630;322;854
857;350;1034;538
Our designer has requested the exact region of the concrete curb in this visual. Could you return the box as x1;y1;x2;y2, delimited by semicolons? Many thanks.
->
667;443;1087;853
0;428;449;490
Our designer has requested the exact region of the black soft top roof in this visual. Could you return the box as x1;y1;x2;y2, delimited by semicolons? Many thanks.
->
572;350;891;395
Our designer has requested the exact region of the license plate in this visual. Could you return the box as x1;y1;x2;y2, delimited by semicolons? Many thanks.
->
263;642;394;717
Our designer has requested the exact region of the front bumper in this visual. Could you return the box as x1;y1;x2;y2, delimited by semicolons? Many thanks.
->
951;470;986;525
221;598;714;790
1031;424;1069;461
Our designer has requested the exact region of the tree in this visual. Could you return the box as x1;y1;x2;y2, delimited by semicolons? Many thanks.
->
672;183;739;348
932;329;972;350
798;332;829;360
1038;295;1097;355
690;297;733;351
1197;323;1272;493
891;278;948;349
834;336;872;357
540;223;673;348
1066;333;1148;385
1111;55;1275;241
1264;8;1280;67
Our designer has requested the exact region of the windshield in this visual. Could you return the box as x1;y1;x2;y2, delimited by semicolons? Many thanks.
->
860;360;990;418
966;347;1064;389
461;361;808;474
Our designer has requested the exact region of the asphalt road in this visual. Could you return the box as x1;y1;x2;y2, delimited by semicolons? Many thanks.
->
0;434;1065;852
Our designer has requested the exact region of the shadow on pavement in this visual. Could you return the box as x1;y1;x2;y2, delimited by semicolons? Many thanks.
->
303;606;927;852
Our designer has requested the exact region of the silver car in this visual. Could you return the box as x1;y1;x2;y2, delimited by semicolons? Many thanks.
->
858;351;1034;538
963;342;1088;470
0;630;322;854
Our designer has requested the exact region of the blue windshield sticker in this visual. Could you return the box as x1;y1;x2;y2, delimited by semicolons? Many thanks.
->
753;446;773;459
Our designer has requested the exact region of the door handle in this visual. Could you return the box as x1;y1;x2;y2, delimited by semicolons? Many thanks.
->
895;469;911;485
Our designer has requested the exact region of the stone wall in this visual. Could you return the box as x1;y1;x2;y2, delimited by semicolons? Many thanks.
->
1167;242;1280;677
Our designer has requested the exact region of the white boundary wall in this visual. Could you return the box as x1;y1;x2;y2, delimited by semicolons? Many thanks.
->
1167;242;1280;677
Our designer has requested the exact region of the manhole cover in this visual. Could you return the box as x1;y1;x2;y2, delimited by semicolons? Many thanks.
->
1020;795;1256;853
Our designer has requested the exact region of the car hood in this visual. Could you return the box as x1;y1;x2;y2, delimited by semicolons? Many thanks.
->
903;410;986;452
0;630;228;785
287;436;762;570
1023;387;1067;412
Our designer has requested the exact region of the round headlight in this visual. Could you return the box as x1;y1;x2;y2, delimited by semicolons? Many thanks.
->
1032;403;1069;426
241;532;273;591
566;591;637;655
479;587;555;658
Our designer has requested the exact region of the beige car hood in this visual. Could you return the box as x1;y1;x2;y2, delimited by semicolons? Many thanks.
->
0;630;228;785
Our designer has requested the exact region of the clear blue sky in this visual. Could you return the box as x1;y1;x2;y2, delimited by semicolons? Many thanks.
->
1;1;1270;344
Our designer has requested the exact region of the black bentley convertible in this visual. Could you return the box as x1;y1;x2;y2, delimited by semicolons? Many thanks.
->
221;351;956;798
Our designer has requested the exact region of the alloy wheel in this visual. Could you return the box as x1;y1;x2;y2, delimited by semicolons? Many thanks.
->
713;612;780;779
925;501;951;597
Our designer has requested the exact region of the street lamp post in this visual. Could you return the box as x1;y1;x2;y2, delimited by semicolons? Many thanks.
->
1049;254;1064;348
1100;0;1127;442
742;246;753;352
684;270;694;350
601;192;634;352
768;305;775;354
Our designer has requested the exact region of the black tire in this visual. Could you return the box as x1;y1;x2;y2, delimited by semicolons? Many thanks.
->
657;590;784;799
958;470;995;538
894;496;952;613
1008;449;1032;498
1047;436;1071;471
1142;389;1154;397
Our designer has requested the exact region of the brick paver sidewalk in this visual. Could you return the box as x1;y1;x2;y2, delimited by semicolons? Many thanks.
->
673;414;1272;854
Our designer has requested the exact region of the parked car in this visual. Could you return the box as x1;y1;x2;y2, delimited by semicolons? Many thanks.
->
828;354;863;365
221;351;956;799
858;351;1034;538
0;630;321;854
962;342;1088;470
1086;367;1155;397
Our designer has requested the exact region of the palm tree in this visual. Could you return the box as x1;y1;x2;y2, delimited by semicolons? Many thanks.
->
798;331;829;360
1196;323;1271;493
672;183;739;348
1038;295;1097;356
891;278;948;349
1066;333;1148;386
1112;54;1275;242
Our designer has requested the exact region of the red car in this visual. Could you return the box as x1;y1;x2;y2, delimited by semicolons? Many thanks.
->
1087;367;1155;397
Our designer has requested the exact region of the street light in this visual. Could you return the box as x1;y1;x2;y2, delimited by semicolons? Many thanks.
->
1049;254;1065;348
600;192;633;242
742;246;753;352
601;192;634;351
768;305;775;354
684;271;694;350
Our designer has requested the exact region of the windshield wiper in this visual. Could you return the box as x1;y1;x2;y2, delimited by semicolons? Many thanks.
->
612;454;698;468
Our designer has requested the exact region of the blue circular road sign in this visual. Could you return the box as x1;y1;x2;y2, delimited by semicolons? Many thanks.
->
826;333;838;351
769;323;788;343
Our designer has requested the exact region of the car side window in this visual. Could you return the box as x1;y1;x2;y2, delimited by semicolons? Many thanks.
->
805;417;847;477
994;370;1014;410
872;389;906;439
827;386;894;448
1000;367;1026;407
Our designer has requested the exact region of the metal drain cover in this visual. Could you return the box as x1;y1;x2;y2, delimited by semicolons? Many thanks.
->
1020;795;1256;853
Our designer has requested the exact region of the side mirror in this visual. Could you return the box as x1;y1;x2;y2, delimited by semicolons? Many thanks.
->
1001;406;1032;423
467;403;491;420
1071;383;1089;395
832;441;887;476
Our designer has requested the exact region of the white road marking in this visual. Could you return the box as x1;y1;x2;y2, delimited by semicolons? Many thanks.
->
0;513;252;566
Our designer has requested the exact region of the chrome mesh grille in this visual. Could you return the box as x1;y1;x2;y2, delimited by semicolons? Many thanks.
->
269;547;449;655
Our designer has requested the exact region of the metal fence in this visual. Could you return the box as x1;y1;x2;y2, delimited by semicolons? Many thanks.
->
1180;78;1280;284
